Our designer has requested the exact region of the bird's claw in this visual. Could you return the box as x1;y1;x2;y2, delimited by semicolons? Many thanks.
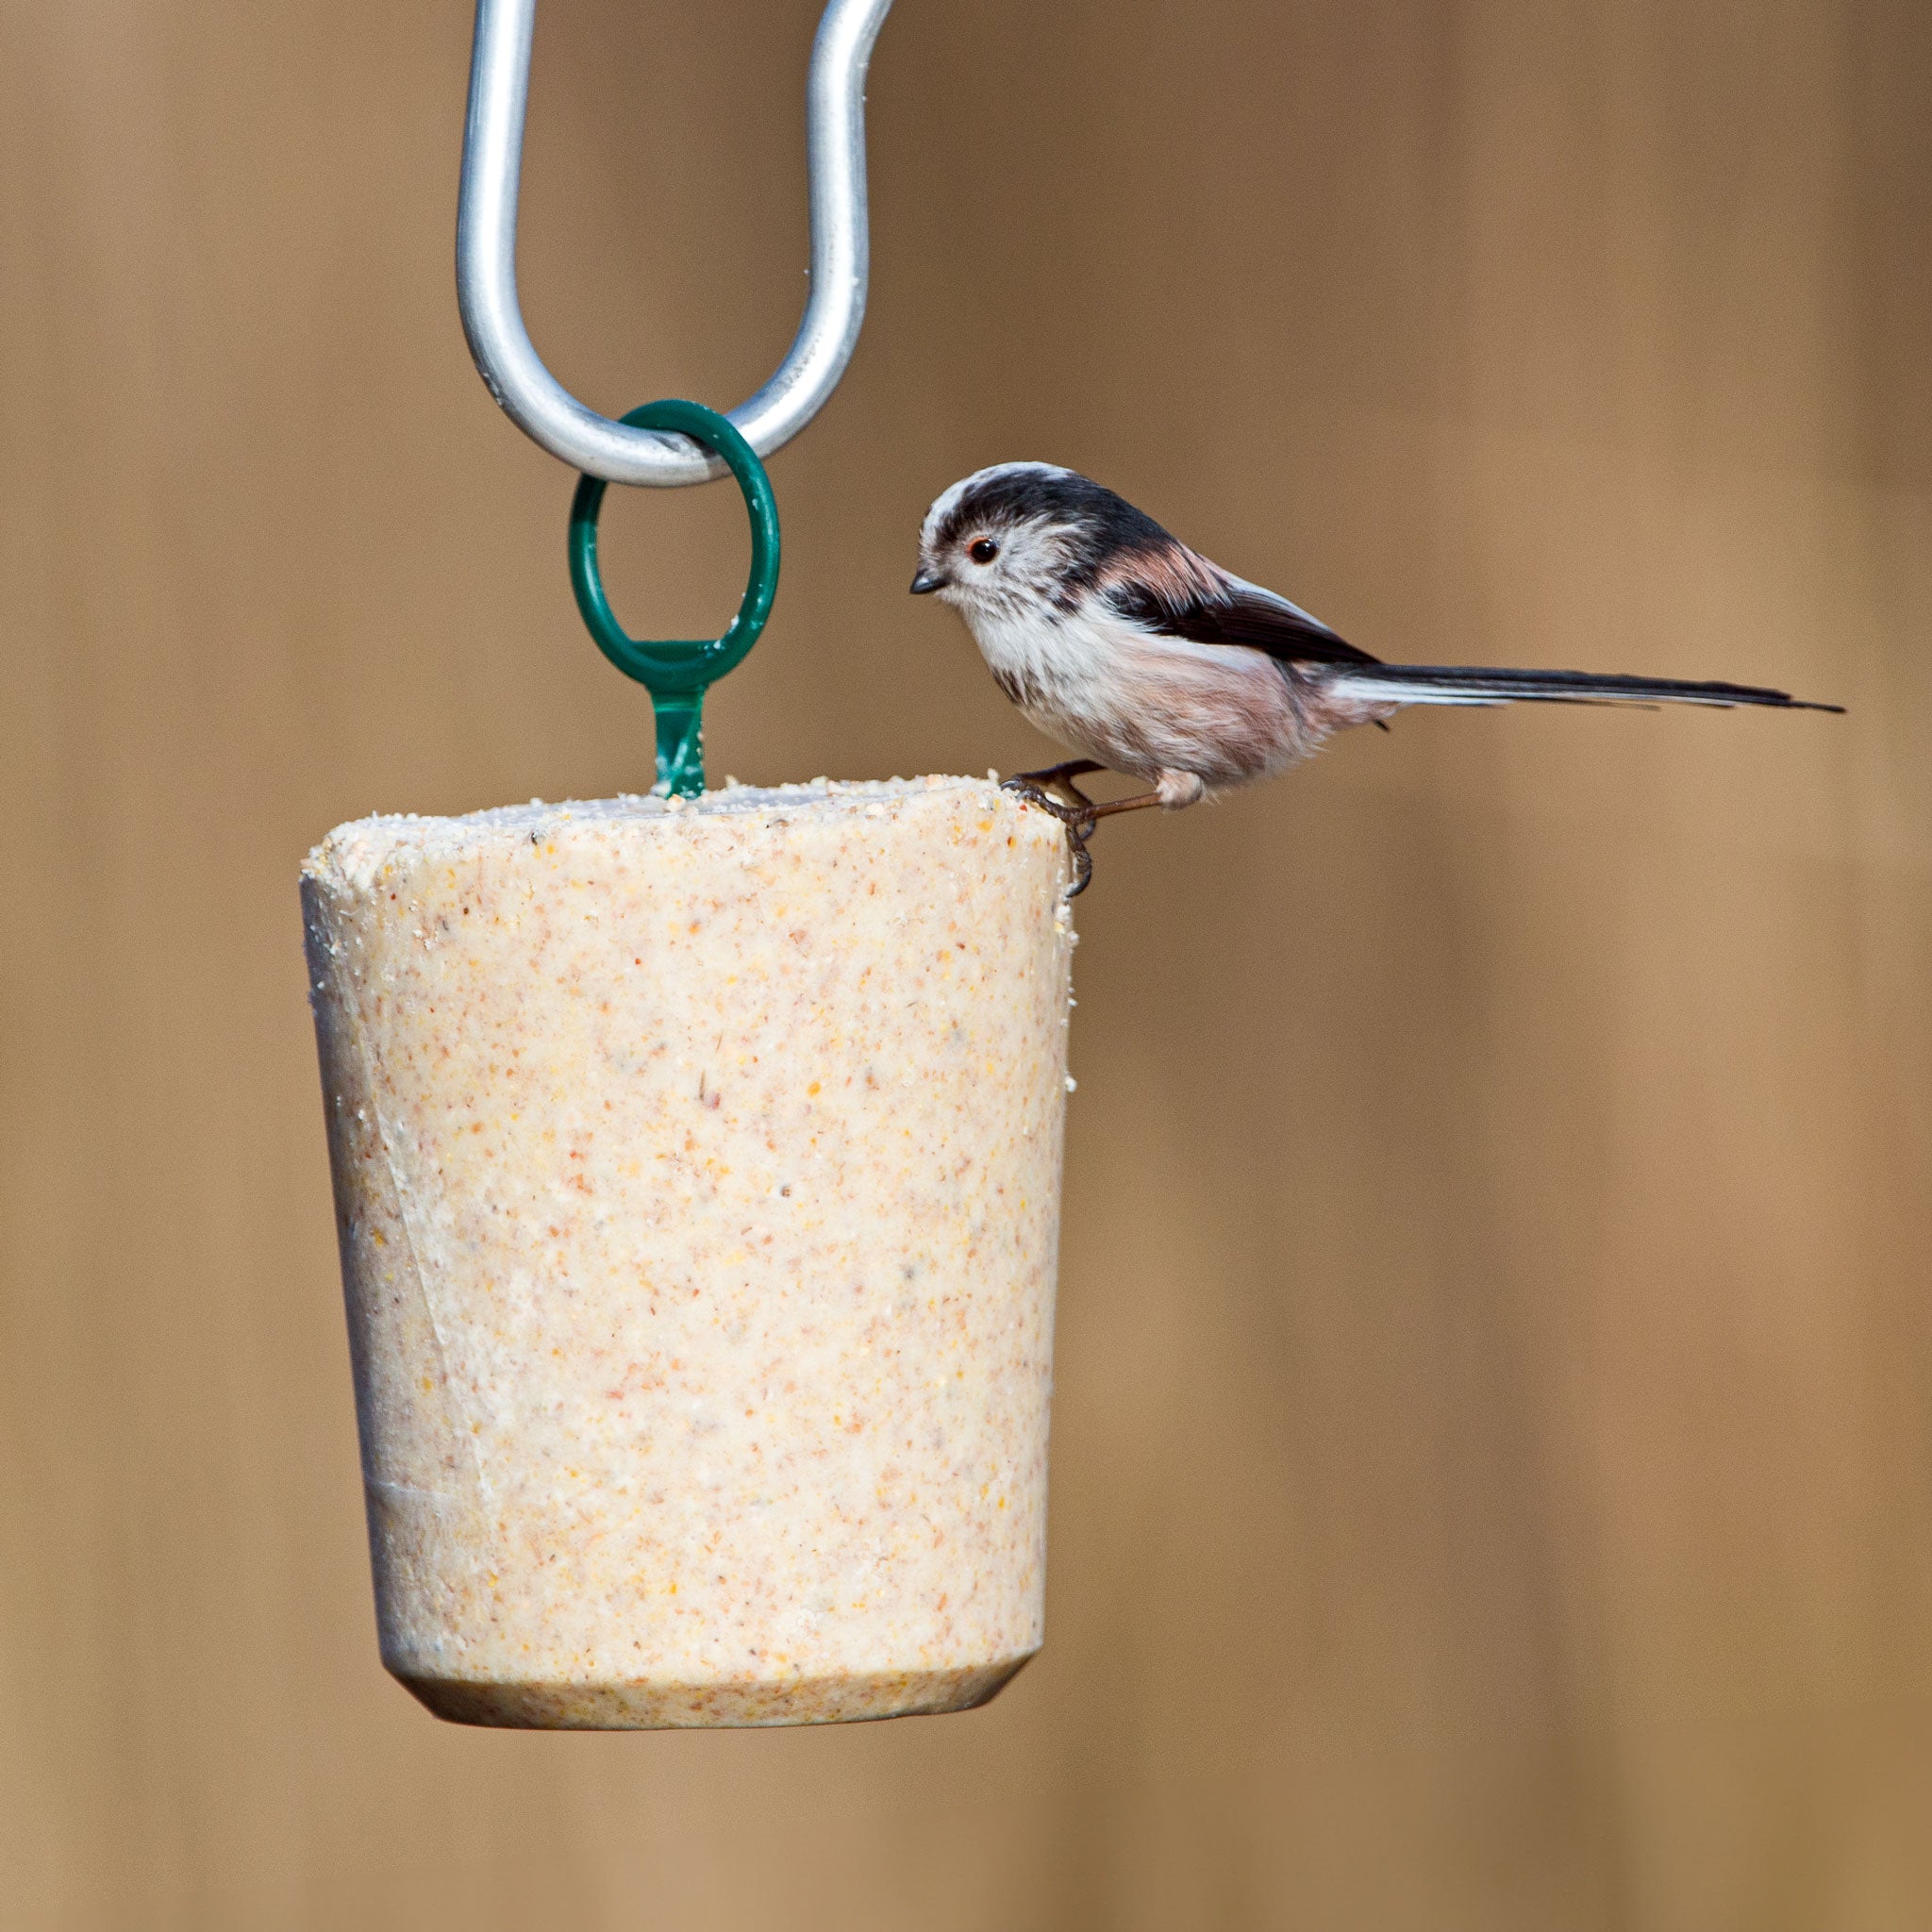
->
997;775;1062;812
1000;776;1096;898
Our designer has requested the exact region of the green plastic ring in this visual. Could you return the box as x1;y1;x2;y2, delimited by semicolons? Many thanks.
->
568;399;781;797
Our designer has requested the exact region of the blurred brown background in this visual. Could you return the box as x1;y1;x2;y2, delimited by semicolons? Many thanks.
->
2;0;1927;1924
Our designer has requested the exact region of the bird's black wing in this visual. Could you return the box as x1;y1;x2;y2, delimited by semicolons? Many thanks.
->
1106;573;1382;668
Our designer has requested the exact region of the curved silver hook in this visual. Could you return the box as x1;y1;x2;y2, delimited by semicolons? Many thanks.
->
457;0;894;486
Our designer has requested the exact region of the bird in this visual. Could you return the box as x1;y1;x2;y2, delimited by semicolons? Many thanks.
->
910;462;1840;894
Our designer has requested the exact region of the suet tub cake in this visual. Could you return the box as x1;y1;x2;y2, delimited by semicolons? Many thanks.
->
301;777;1074;1726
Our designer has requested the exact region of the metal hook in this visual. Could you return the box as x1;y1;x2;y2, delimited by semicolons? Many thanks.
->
457;0;895;487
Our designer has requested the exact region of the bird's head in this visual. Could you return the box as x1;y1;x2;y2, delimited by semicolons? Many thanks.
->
910;462;1164;623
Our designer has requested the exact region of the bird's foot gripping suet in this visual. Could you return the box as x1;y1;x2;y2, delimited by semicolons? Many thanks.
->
1000;764;1196;898
1007;758;1104;806
1000;774;1099;897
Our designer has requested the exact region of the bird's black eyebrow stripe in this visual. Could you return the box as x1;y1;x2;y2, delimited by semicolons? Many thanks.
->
935;470;1173;587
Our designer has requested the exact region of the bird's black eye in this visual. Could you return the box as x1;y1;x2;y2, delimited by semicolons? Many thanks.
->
968;537;999;565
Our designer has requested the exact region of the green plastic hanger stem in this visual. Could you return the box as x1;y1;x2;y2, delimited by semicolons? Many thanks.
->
567;399;781;797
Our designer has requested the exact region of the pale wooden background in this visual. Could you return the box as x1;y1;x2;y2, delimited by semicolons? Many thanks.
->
1;1;1927;1926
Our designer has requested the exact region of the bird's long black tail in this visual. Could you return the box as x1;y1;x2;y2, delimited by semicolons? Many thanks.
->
1325;663;1841;713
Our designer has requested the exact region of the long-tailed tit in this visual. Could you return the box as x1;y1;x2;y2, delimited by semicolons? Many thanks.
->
911;462;1840;893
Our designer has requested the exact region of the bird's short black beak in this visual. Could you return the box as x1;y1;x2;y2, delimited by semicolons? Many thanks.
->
908;567;947;595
